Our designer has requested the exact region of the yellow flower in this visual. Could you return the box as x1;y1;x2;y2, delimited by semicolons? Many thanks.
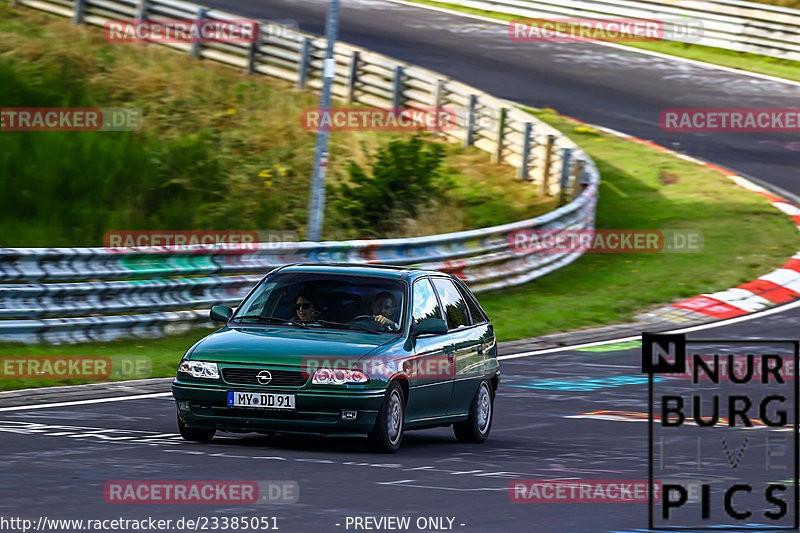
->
258;169;273;178
264;180;273;187
226;108;236;115
276;165;288;176
574;126;597;134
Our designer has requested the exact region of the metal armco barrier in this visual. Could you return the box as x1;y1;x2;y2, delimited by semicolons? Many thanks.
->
2;0;600;344
431;0;800;63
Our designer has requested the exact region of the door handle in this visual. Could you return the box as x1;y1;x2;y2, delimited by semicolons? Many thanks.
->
477;344;484;357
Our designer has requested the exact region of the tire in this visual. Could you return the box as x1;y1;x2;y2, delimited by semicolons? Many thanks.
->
177;412;215;442
453;380;493;443
367;382;405;453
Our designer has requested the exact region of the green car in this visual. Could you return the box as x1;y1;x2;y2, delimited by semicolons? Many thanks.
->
172;263;499;453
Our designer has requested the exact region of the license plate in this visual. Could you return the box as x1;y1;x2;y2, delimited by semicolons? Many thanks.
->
227;391;295;410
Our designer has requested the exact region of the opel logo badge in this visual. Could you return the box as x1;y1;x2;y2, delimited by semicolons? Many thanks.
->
256;370;272;385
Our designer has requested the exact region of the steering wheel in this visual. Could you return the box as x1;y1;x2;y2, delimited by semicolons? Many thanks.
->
350;314;398;332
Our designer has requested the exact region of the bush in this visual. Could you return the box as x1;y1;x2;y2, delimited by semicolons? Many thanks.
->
329;136;449;237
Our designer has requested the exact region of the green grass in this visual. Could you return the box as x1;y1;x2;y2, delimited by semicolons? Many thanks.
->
0;329;217;390
0;5;551;245
409;0;800;83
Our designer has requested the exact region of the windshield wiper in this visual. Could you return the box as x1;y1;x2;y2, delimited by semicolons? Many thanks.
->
313;320;381;335
231;315;287;324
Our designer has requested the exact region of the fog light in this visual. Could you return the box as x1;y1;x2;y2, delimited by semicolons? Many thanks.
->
341;410;357;420
177;400;190;411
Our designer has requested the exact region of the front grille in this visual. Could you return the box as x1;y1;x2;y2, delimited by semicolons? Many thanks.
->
221;367;308;387
211;408;335;421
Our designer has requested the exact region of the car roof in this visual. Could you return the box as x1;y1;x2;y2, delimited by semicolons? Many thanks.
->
274;263;444;281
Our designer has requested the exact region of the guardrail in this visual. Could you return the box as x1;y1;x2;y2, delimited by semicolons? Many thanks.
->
1;0;600;344
429;0;800;63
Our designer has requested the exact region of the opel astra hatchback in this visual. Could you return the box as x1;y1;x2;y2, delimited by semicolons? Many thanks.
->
172;263;499;452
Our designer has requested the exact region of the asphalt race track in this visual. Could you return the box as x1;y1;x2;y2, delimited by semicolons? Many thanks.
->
4;1;800;532
5;312;800;532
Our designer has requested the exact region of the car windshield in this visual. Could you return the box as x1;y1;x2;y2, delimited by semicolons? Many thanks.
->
232;272;407;334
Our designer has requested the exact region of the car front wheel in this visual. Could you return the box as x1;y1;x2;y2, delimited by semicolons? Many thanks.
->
453;380;493;443
177;412;215;442
367;382;405;453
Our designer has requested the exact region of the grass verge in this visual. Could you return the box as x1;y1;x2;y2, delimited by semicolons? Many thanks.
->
407;0;800;83
0;4;549;245
476;108;799;340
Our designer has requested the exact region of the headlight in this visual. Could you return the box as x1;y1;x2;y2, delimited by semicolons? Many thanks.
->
178;360;220;379
312;368;369;385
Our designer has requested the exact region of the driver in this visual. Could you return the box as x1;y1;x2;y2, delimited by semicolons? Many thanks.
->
370;291;399;331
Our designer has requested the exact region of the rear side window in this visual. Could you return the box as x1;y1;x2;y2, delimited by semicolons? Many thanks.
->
432;278;469;330
457;282;487;324
412;278;442;327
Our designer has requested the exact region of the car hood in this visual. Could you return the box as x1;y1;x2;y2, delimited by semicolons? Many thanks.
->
186;326;398;365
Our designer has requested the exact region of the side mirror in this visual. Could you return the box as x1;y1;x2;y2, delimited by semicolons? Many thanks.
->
210;305;233;323
413;318;448;336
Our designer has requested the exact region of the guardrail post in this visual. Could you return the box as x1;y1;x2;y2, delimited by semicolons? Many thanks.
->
572;159;585;200
245;34;258;75
297;37;312;89
492;108;507;163
73;0;86;24
135;0;148;20
516;122;532;181
540;134;555;195
392;66;404;109
189;8;208;58
558;148;573;206
463;94;477;148
347;51;360;103
432;79;444;134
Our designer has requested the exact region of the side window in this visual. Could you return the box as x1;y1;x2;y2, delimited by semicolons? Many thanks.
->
412;278;442;327
432;278;469;330
457;282;487;324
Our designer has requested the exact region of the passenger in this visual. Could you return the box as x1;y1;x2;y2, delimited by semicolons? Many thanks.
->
294;293;322;322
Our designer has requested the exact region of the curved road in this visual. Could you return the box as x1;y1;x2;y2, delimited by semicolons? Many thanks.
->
3;1;800;532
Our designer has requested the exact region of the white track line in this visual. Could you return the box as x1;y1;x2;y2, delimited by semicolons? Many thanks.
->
384;0;800;88
0;392;172;412
498;297;800;360
0;377;172;395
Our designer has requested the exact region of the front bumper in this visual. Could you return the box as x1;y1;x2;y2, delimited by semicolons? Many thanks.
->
172;379;386;438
